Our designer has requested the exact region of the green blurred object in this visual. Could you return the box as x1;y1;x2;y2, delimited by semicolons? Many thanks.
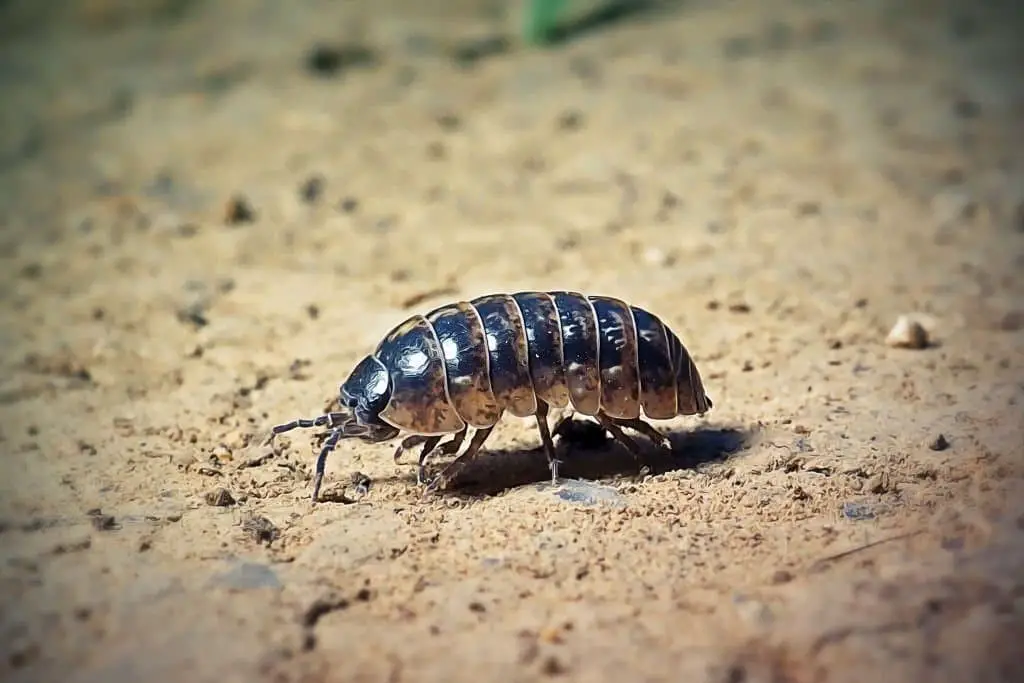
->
523;0;568;44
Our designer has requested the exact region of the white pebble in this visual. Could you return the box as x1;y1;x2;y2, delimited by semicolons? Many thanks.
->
886;315;929;349
930;188;978;226
641;247;675;267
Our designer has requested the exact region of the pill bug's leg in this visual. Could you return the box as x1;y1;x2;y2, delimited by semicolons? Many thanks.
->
266;412;352;503
417;427;467;485
393;435;438;465
312;426;347;503
611;417;672;451
535;400;562;485
394;435;441;486
413;437;442;485
268;412;346;442
434;428;467;457
426;425;495;492
594;412;646;474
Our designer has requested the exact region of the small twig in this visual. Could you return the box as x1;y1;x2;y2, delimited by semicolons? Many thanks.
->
399;285;458;310
238;448;276;469
812;531;922;569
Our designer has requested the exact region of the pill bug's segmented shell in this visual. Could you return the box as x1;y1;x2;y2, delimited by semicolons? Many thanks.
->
425;301;501;429
512;292;569;409
374;315;466;435
548;291;600;416
372;291;710;435
632;305;678;420
590;295;642;420
472;294;538;418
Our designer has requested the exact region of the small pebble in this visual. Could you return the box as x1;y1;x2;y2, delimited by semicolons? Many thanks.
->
205;488;236;507
224;195;256;224
641;247;674;267
176;301;209;328
242;515;279;545
842;501;877;521
88;510;118;531
556;110;583;131
436;113;461;131
885;315;929;349
540;656;567;676
928;434;950;451
538;625;564;644
304;44;376;77
299;175;324;203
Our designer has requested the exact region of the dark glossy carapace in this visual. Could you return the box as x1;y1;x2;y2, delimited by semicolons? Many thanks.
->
270;291;713;502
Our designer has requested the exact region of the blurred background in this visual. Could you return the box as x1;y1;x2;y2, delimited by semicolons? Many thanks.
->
1;1;1022;682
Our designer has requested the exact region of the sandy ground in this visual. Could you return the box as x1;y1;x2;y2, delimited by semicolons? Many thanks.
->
1;0;1023;681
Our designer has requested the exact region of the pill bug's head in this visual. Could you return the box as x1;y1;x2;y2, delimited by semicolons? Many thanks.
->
337;355;400;442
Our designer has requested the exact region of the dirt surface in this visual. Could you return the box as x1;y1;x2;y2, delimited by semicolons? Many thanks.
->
2;1;1024;681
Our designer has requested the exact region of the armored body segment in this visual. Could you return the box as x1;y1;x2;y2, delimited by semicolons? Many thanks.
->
426;301;502;428
512;291;570;409
549;291;601;416
471;294;538;418
374;314;466;434
630;306;678;420
589;295;642;420
667;328;712;415
269;289;715;502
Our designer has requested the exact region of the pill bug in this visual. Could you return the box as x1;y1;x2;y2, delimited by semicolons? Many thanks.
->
270;291;713;501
